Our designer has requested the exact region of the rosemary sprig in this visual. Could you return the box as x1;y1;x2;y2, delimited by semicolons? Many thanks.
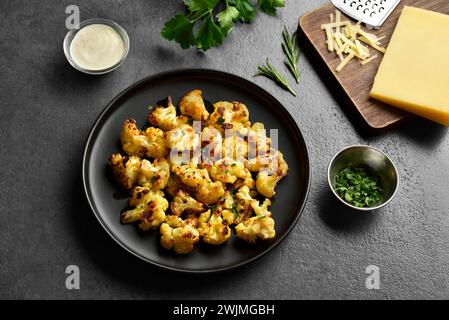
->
256;59;297;96
282;26;301;83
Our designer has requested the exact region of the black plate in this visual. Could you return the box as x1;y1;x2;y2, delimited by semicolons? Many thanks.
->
82;69;310;273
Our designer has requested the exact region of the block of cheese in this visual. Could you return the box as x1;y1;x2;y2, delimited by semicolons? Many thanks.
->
370;6;449;126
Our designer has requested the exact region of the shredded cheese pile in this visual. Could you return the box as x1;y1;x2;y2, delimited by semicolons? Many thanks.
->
321;10;387;72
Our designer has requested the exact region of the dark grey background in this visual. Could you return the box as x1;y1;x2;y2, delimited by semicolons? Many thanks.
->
1;0;448;299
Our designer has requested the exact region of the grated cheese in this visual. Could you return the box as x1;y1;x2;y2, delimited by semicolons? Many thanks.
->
320;10;387;72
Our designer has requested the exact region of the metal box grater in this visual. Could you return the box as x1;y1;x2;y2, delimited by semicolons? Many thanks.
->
331;0;401;28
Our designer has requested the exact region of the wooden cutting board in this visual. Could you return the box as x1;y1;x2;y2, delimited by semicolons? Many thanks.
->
299;0;449;133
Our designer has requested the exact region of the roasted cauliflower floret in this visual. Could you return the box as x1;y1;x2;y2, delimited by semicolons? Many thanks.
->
120;119;148;157
178;89;209;121
246;122;271;158
196;182;225;205
256;150;288;198
199;210;232;245
170;190;207;216
222;136;248;161
165;124;200;152
235;215;275;243
144;127;170;158
138;158;170;190
209;101;251;132
108;153;142;189
148;97;190;131
160;217;200;254
235;196;274;242
234;186;256;223
120;119;169;158
200;126;223;164
172;164;225;205
210;157;251;184
121;187;168;231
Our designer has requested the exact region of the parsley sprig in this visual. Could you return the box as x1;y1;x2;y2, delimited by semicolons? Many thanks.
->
161;0;285;51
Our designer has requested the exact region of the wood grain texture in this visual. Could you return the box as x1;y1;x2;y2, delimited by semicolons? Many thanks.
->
299;0;449;132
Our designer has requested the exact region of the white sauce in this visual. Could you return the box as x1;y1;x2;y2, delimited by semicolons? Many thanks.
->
69;24;125;71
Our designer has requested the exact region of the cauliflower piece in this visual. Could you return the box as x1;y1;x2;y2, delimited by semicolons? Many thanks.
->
172;164;225;205
209;101;251;132
210;157;251;184
178;89;209;121
170;190;207;216
234;186;256;223
246;122;271;158
235;195;275;242
120;119;148;157
195;182;225;205
160;217;200;254
164;174;193;197
147;97;190;131
121;187;168;230
200;126;223;165
138;158;170;190
144;127;170;158
255;150;288;198
108;153;142;189
222;136;248;161
198;210;232;245
164;124;200;152
235;215;275;243
120;119;169;158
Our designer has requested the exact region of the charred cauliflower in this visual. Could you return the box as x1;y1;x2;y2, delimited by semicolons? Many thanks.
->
178;89;209;121
255;150;288;198
120;119;169;158
235;215;275;243
148;97;190;131
121;187;168;231
160;216;200;254
165;124;200;152
209;101;251;132
210;157;250;184
198;210;232;245
138;158;170;190
171;190;207;216
172;164;225;205
235;196;275;243
108;153;141;189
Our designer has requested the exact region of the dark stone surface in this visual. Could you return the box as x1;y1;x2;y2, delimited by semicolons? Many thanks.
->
1;0;448;299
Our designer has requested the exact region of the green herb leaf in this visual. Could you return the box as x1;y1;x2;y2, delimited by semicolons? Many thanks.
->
184;0;220;12
161;14;196;49
197;14;225;51
257;214;266;219
216;117;225;125
217;5;240;35
258;0;285;15
335;167;383;208
255;59;297;96
282;26;301;83
232;205;239;218
229;0;257;22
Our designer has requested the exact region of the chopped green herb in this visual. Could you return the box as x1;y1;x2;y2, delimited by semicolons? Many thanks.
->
216;117;225;125
232;204;239;218
335;167;383;208
231;163;237;167
257;214;266;219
